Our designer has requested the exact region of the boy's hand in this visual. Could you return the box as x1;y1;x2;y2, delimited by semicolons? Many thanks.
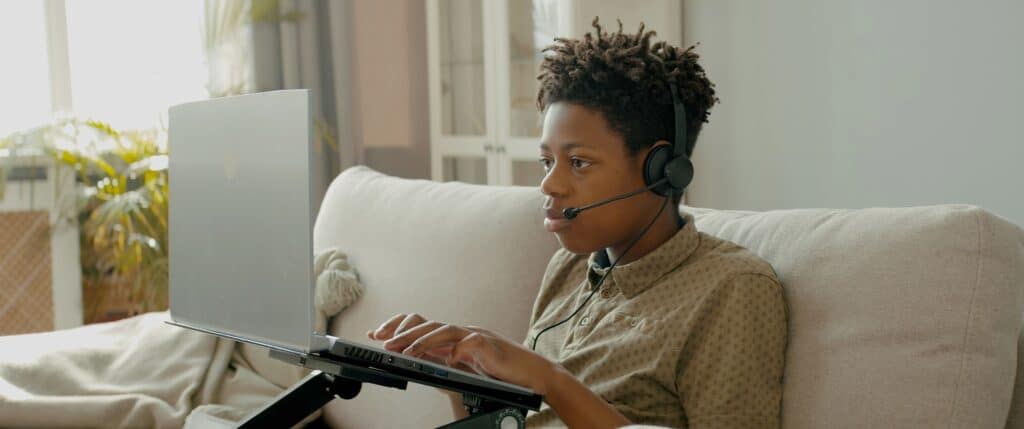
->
366;313;474;397
367;313;459;368
366;312;559;396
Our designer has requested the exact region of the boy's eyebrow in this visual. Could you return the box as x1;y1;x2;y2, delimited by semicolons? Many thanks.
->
539;142;586;151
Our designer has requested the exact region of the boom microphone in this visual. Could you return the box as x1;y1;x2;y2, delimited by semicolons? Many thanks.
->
561;177;669;220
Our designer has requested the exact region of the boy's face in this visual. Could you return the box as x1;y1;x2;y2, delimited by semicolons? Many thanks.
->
539;102;668;254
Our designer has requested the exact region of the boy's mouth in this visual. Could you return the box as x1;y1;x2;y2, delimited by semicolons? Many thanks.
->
543;208;571;232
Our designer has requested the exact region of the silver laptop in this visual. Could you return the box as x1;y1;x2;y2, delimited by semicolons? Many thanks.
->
166;90;540;408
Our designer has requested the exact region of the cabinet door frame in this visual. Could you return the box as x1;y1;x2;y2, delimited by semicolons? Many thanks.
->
427;0;498;184
491;0;573;186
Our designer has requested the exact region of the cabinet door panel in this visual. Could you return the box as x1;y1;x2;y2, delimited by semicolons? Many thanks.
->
437;0;487;137
505;0;560;138
441;155;489;185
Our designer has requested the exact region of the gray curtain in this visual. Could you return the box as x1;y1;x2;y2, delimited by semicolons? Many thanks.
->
228;0;359;212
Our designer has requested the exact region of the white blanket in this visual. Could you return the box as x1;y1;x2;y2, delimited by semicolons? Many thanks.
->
0;312;238;428
0;247;362;428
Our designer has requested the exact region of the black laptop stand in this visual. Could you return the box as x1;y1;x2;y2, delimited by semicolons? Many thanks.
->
236;349;537;428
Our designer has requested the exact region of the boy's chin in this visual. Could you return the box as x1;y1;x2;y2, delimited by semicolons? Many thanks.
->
554;234;601;256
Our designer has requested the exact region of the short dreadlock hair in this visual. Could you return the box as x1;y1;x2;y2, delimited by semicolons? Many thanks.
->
536;18;719;161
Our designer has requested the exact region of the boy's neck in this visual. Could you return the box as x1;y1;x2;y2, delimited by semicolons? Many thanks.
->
605;210;684;266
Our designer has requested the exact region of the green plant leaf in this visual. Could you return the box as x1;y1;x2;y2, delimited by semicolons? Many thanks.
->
6;117;170;313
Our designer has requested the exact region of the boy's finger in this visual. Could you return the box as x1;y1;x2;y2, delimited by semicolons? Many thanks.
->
393;313;428;338
402;324;471;355
384;321;444;352
372;313;409;340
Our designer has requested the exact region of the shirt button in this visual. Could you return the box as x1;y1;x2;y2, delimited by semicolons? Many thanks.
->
629;319;639;327
580;316;591;326
601;289;613;299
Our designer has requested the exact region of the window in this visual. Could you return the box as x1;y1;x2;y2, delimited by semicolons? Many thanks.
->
0;0;208;136
0;2;53;136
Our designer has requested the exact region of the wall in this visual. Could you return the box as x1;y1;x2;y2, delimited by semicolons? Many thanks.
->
350;0;431;179
683;1;1024;225
570;0;682;45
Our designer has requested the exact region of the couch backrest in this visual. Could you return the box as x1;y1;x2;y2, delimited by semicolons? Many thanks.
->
684;204;1024;429
314;167;560;428
1010;320;1024;429
311;166;1024;428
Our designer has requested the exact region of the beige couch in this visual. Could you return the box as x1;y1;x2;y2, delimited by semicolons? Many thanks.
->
313;166;1024;428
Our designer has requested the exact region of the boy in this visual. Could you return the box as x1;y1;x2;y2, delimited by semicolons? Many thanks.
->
367;19;787;428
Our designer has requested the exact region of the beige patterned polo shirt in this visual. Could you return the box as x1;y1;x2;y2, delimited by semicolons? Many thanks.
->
523;210;789;428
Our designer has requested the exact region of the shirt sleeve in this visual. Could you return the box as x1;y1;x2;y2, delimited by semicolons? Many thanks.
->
675;272;789;428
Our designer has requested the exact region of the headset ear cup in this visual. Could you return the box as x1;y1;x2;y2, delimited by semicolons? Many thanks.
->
643;145;674;197
665;155;694;192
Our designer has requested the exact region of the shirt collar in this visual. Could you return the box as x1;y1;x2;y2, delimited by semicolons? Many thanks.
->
586;211;701;299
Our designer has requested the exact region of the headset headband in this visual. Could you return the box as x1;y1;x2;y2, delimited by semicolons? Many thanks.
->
668;81;687;159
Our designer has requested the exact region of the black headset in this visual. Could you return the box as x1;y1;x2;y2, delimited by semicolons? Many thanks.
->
560;81;695;220
641;81;694;200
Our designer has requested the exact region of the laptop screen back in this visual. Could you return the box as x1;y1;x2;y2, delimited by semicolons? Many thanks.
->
168;89;317;353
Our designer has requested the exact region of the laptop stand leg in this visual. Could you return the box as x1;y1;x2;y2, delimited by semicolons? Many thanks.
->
245;350;535;428
237;370;361;428
434;408;526;429
434;394;527;429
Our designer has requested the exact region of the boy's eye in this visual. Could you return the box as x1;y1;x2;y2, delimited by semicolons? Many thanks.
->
570;158;591;169
537;157;590;172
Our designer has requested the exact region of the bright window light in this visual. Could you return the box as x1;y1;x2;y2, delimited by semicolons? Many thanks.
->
0;2;53;137
65;0;208;130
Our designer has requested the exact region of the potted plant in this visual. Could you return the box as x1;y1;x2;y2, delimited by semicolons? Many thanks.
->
1;118;169;323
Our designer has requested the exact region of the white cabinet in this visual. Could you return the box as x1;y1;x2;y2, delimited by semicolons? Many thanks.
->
427;0;561;186
427;0;682;187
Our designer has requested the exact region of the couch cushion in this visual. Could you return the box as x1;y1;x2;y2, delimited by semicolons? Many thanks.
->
1008;318;1024;429
684;204;1024;429
314;166;560;428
